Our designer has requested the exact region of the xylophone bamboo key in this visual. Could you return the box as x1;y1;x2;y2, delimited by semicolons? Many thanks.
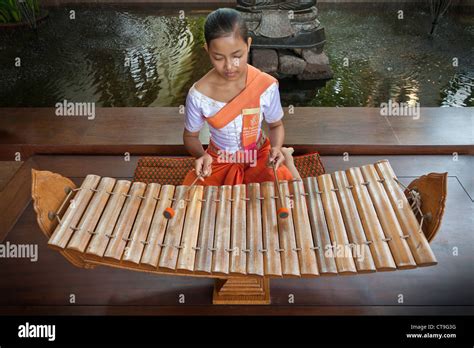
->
86;180;131;257
140;185;175;268
374;160;437;266
360;164;417;269
303;177;338;275
276;180;300;277
212;185;232;275
289;179;319;276
346;167;397;271
176;185;204;272
317;174;357;274
103;182;147;260
194;186;218;274
48;174;101;250
67;177;117;253
122;183;161;265
332;171;376;273
229;184;247;275
272;161;289;219
158;186;188;270
261;182;282;277
246;183;264;276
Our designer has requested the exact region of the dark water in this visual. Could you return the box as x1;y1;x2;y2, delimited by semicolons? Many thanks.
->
0;5;472;107
303;5;474;107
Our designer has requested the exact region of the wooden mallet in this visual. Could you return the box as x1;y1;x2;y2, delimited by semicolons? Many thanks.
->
163;172;203;219
271;160;289;219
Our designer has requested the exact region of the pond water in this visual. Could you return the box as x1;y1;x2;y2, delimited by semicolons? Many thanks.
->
0;5;472;107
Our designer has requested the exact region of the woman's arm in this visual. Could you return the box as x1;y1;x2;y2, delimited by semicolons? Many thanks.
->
268;119;285;149
183;128;206;158
183;128;213;177
267;120;286;169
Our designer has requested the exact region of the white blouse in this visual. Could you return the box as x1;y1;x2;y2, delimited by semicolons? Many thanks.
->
184;81;284;153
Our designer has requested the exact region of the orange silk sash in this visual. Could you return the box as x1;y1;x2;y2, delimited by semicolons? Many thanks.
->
205;64;277;150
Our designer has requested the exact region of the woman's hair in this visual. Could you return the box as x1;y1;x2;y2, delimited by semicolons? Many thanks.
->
204;8;249;46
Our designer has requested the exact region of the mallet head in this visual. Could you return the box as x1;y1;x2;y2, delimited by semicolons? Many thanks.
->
163;207;175;219
277;207;289;219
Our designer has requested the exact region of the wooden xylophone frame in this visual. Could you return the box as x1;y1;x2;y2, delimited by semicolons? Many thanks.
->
31;160;447;305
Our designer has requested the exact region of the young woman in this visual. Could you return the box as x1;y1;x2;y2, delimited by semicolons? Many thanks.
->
182;8;300;186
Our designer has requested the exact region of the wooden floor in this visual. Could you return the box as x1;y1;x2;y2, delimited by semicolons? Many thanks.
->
0;154;472;315
0;162;22;192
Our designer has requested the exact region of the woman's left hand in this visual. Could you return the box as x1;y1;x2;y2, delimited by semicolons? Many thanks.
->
268;147;285;170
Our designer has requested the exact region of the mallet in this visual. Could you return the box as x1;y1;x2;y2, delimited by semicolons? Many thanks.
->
163;173;203;219
272;160;289;219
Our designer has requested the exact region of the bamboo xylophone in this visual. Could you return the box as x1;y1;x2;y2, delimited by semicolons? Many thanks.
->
40;160;439;279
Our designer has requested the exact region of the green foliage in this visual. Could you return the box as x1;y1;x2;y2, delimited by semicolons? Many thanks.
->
0;0;40;24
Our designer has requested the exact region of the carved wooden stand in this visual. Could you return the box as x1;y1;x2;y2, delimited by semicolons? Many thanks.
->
213;277;270;305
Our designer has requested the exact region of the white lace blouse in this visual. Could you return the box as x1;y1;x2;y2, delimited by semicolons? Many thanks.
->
184;81;284;153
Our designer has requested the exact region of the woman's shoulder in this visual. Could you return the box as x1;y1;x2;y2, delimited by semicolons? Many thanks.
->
193;69;217;96
261;80;279;98
190;70;228;107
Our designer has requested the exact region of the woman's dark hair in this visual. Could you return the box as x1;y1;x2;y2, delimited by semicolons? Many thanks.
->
204;8;249;46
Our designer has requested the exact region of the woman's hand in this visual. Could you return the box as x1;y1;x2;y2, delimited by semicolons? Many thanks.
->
268;147;285;170
195;153;213;179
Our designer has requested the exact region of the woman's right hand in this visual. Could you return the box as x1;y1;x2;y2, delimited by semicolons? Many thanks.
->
195;153;213;179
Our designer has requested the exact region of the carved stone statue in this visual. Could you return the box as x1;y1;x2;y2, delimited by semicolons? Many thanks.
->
237;0;317;12
236;0;333;81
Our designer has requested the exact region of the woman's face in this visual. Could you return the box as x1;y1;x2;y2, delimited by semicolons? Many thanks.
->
205;34;252;81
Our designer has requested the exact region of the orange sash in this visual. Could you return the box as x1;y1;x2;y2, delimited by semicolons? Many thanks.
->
205;64;277;150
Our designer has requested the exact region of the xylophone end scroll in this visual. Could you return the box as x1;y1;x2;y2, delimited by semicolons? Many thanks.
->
31;169;77;238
